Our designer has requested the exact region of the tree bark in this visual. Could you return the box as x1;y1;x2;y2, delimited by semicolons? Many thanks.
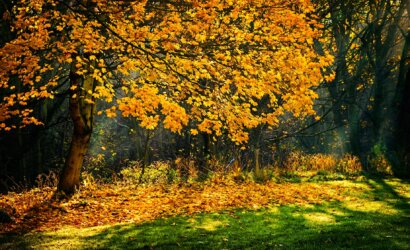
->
198;133;211;173
58;67;96;194
58;130;91;194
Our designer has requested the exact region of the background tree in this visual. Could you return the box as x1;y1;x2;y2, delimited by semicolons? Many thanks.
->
309;0;409;174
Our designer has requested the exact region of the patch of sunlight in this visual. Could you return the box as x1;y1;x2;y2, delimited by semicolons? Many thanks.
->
35;236;83;250
342;200;399;215
265;206;280;214
324;207;348;217
385;178;406;186
263;218;283;231
385;179;410;199
191;218;229;231
304;212;336;225
299;203;321;210
33;225;112;249
326;180;369;189
187;218;197;224
261;207;281;221
50;225;111;236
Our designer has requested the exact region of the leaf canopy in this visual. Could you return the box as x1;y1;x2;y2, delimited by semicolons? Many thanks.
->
0;0;333;143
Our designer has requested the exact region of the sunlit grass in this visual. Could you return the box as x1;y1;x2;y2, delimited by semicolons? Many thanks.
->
1;178;408;249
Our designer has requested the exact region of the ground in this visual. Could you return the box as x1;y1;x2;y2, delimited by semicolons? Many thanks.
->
0;177;409;249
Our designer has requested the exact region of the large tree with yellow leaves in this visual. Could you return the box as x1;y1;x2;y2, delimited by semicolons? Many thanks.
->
0;0;333;194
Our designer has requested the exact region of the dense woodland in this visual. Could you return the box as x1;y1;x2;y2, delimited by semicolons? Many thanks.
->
0;0;409;194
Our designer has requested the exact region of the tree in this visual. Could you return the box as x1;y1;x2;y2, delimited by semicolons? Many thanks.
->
313;0;409;166
0;0;333;194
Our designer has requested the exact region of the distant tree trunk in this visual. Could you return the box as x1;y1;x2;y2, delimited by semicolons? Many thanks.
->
366;0;406;152
198;133;211;173
254;148;260;174
393;33;410;176
327;6;352;155
58;68;96;194
18;127;27;178
395;42;409;148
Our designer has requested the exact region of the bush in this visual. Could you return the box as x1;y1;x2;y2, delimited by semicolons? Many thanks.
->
283;151;306;172
307;154;337;171
282;152;338;172
277;151;363;178
368;144;393;175
81;171;98;189
252;167;275;183
120;161;172;185
82;154;115;181
173;157;198;182
35;171;59;189
336;154;363;175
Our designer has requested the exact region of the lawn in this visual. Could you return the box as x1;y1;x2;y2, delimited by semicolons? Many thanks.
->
1;178;409;249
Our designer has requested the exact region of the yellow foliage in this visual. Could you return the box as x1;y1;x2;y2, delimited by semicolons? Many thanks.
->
281;151;363;175
0;0;333;140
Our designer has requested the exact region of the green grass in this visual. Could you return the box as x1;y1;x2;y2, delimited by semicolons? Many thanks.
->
1;178;409;249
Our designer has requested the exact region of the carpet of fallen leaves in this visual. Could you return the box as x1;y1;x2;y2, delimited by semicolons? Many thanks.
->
0;179;351;234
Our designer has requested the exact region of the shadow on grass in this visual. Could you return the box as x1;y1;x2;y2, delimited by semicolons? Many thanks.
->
1;178;409;249
0;233;32;250
78;178;410;249
365;177;410;211
79;208;408;249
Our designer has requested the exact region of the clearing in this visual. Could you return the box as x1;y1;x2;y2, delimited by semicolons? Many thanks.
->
0;177;409;249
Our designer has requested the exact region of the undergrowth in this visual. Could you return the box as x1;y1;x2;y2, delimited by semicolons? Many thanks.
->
2;152;392;193
115;152;386;186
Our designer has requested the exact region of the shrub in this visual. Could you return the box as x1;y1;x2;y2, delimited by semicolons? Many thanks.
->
306;154;337;171
35;171;59;189
81;171;98;189
120;161;172;185
278;151;363;177
336;154;363;175
283;151;306;172
252;167;276;183
82;153;114;180
368;144;393;175
173;157;198;183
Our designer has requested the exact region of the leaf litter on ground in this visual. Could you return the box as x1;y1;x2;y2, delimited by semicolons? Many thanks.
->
0;179;355;234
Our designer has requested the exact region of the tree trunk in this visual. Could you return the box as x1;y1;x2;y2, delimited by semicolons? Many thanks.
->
394;29;410;153
58;67;96;194
58;130;91;194
198;133;211;173
327;9;352;154
394;64;410;177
